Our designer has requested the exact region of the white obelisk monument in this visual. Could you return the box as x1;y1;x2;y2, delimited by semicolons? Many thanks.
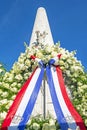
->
30;7;56;118
30;7;54;46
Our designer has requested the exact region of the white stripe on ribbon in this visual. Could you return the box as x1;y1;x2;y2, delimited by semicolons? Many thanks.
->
51;66;77;129
8;68;42;129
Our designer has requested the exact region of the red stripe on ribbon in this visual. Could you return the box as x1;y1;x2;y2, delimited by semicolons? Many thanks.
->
56;66;86;130
1;67;37;130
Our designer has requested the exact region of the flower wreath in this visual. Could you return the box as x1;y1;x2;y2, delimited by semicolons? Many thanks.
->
0;42;87;129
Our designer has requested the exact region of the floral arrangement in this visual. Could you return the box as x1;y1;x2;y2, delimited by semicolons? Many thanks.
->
0;42;87;129
25;115;60;130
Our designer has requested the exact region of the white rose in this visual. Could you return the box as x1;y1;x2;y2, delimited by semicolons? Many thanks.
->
36;52;43;59
51;52;58;57
3;83;10;89
7;76;13;82
0;111;7;120
1;92;8;97
18;57;25;63
50;125;56;130
10;87;18;92
25;59;31;66
0;99;7;105
49;118;56;125
11;82;17;87
42;123;50;130
15;74;23;80
32;122;40;130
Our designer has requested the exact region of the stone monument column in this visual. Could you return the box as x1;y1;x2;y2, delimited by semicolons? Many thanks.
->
30;7;56;119
30;7;54;45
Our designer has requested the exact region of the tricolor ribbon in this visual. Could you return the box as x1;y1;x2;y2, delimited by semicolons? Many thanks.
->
1;54;86;130
1;67;44;130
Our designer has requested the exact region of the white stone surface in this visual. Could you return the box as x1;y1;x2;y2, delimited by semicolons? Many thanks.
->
30;7;54;46
30;7;56;119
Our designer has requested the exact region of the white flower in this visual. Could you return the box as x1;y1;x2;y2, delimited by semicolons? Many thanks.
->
0;111;7;120
15;74;23;80
67;59;73;65
11;82;17;87
24;73;30;80
85;119;87;125
25;59;31;66
36;51;43;59
59;60;65;66
3;72;10;80
42;123;50;130
50;125;56;130
81;85;87;89
71;65;83;73
18;55;25;63
0;99;7;105
1;92;8;97
10;87;18;92
51;51;58;57
6;100;13;109
11;95;16;100
2;83;10;89
32;122;40;130
45;46;52;53
49;118;56;125
0;42;87;127
17;83;22;87
6;73;14;82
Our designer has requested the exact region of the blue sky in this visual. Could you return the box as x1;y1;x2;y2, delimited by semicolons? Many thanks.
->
0;0;87;71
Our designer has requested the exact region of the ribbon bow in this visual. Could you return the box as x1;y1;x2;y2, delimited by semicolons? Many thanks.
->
1;54;86;130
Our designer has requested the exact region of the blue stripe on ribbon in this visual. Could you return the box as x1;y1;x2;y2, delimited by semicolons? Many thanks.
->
48;59;55;65
18;67;44;130
39;60;44;67
46;65;69;130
